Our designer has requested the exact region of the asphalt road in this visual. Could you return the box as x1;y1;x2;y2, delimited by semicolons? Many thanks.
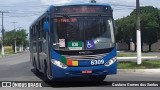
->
0;51;160;90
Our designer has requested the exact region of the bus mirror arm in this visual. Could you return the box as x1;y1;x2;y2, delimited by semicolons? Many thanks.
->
53;43;60;46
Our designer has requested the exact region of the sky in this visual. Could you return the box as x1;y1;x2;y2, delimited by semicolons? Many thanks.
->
0;0;160;33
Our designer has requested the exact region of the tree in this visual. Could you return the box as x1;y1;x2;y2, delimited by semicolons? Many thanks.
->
16;29;28;51
139;6;159;51
116;6;160;52
3;30;15;52
4;29;28;52
4;30;15;45
116;16;136;50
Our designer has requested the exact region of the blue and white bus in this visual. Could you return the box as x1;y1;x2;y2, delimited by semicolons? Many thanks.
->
29;3;117;81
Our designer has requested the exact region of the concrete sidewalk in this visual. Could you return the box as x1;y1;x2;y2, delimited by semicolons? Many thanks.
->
118;69;160;73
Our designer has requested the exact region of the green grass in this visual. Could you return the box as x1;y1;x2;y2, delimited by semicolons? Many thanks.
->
117;53;137;57
117;53;153;57
118;60;160;69
0;46;14;56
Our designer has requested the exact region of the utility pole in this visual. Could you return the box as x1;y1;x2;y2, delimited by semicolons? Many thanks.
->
15;27;23;52
11;22;17;54
136;0;142;64
0;11;8;57
90;0;96;3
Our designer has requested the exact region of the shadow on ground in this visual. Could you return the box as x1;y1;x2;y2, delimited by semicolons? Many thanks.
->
46;81;112;87
31;69;112;87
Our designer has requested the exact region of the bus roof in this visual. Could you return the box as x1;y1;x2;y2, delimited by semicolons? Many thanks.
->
48;3;111;11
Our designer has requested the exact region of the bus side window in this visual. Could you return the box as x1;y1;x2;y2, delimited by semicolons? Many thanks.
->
43;30;46;40
33;42;36;53
29;27;32;52
32;26;35;41
42;18;47;40
37;24;40;39
39;42;42;52
32;26;36;53
41;18;47;53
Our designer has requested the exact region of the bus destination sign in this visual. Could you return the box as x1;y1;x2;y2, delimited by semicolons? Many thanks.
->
54;6;109;14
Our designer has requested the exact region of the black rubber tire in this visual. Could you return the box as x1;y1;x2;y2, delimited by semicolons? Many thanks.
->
89;75;106;81
44;62;52;82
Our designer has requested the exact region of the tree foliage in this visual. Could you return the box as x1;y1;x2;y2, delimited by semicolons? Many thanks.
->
4;30;15;46
116;6;160;51
116;16;136;50
3;29;29;51
16;29;29;47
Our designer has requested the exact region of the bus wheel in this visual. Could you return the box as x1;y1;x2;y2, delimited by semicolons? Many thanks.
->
44;62;53;82
89;75;106;81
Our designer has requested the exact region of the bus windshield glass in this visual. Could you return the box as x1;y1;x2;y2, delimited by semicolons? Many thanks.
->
53;17;115;51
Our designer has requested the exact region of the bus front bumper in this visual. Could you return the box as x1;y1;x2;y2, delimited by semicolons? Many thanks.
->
51;61;117;79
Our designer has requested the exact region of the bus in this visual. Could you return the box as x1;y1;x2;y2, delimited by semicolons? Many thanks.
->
29;3;117;81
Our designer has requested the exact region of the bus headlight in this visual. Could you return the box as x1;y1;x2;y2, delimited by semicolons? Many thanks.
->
104;57;117;66
51;59;67;69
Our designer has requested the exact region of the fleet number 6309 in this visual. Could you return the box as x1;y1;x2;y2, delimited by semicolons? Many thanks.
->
91;60;104;65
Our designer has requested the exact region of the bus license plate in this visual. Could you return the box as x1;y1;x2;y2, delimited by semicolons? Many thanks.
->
82;70;92;74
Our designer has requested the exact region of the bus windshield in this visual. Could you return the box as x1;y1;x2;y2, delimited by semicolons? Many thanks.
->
53;16;115;51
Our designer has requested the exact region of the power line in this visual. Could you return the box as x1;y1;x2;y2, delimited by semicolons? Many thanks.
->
111;4;136;7
1;3;137;18
0;3;139;19
6;14;39;17
0;5;49;7
0;4;135;18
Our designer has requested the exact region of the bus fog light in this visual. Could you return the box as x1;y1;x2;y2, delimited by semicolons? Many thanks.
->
104;57;116;66
51;59;67;69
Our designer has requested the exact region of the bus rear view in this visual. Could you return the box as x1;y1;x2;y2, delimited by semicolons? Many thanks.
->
30;3;117;81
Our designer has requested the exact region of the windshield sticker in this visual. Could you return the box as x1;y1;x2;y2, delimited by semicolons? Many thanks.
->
59;39;65;47
68;41;82;50
86;40;94;49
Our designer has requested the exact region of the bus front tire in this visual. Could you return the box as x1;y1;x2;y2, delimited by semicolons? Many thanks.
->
44;62;53;82
89;75;106;81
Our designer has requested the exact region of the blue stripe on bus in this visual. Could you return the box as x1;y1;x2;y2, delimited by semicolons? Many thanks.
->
78;60;90;66
102;48;116;62
51;49;61;60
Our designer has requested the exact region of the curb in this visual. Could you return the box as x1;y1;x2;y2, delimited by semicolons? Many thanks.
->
117;56;158;60
118;69;160;73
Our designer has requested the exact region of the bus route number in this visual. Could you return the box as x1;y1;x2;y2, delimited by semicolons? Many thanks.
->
91;60;104;65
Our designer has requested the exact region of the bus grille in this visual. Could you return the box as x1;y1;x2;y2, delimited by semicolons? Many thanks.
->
62;53;107;60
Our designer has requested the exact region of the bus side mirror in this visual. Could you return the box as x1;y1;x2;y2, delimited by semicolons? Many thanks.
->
43;21;49;32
